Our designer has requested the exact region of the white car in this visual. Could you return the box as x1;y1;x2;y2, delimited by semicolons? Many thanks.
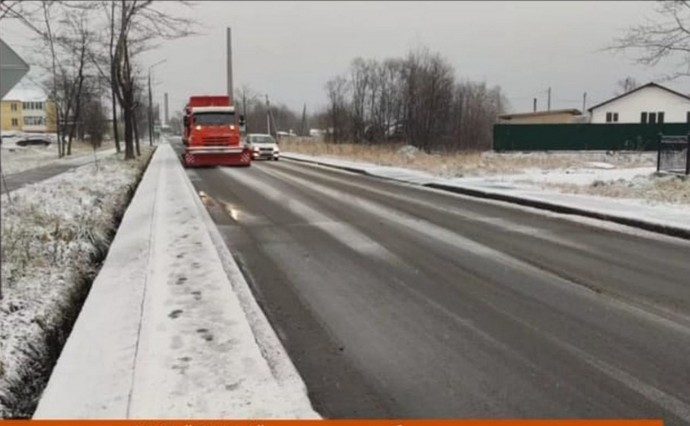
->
247;133;280;161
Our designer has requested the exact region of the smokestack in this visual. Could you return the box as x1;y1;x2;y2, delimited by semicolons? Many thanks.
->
227;27;233;105
164;92;169;125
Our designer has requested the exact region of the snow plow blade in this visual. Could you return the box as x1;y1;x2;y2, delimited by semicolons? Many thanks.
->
182;147;252;167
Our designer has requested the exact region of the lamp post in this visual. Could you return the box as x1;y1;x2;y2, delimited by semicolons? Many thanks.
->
148;59;166;146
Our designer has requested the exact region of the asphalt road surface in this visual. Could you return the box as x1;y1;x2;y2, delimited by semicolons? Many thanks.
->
0;162;79;194
171;139;690;423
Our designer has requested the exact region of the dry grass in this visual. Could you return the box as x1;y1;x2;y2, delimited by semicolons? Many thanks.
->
280;138;655;177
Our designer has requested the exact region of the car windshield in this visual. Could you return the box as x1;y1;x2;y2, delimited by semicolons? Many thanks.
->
194;112;234;125
250;135;275;144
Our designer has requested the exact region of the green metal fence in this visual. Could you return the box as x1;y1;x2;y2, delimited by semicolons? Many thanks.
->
493;123;690;151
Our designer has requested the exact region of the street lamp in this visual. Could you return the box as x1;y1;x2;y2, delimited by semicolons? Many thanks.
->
148;59;166;146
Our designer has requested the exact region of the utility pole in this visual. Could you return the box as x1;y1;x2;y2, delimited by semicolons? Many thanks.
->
300;103;307;136
227;27;233;104
533;98;537;112
148;59;166;146
148;73;153;146
265;94;271;135
582;92;587;112
547;87;551;111
164;92;169;126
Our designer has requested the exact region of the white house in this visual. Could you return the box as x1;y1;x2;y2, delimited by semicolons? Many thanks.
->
588;82;690;124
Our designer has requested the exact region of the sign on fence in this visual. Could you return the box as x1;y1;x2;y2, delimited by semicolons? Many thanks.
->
657;133;689;175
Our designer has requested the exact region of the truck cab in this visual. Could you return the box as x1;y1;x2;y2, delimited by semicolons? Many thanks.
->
181;95;251;167
184;106;239;147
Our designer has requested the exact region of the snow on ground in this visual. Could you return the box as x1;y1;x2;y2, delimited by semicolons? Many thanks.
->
34;143;319;419
281;146;688;208
282;152;690;235
0;149;152;418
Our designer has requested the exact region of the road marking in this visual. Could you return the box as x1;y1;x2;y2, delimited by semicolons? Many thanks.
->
219;167;398;263
274;160;590;252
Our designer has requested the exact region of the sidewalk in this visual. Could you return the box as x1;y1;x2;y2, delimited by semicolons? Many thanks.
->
1;148;118;194
34;144;319;419
283;152;690;240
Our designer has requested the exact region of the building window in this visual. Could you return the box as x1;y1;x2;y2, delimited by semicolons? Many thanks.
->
606;112;619;122
11;118;18;127
23;116;44;126
21;101;43;111
641;111;664;124
11;103;18;112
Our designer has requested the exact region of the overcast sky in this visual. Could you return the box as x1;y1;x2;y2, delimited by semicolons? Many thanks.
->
2;1;688;116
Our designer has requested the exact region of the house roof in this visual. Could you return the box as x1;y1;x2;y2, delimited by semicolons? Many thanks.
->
587;82;690;112
498;109;582;119
2;79;47;102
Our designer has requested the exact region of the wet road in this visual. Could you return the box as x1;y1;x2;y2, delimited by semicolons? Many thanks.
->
173;139;690;423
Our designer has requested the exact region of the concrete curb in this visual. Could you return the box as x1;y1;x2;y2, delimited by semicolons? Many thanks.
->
283;154;690;241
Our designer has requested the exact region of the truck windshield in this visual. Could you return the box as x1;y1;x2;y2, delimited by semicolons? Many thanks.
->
194;112;234;125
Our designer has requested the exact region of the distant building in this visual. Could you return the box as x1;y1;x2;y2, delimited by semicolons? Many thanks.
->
497;109;585;124
1;82;57;133
588;82;690;124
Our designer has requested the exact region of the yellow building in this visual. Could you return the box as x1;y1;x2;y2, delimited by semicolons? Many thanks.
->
1;84;57;134
1;99;23;131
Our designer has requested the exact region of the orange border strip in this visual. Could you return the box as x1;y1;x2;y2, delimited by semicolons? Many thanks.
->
0;420;664;426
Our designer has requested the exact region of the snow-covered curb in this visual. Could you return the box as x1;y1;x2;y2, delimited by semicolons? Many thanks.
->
282;152;690;240
34;144;319;419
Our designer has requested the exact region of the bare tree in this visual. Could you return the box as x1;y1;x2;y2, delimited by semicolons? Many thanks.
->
615;76;639;95
1;1;101;157
319;47;505;152
58;6;96;156
325;76;351;143
108;0;196;159
609;1;690;79
349;58;373;143
235;84;261;132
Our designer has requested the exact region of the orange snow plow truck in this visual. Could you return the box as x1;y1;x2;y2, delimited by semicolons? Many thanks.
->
181;95;251;167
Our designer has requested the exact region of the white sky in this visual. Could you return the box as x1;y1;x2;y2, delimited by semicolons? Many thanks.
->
1;1;688;115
